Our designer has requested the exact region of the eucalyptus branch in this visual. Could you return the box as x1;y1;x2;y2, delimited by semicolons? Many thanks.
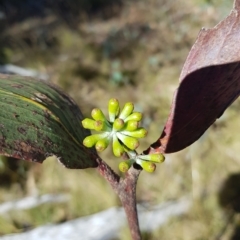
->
82;98;165;240
96;156;142;240
118;166;142;240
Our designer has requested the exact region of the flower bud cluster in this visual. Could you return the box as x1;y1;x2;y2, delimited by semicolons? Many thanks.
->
82;98;146;155
82;98;165;173
118;151;165;173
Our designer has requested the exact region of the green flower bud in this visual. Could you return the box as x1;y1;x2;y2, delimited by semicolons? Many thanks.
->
95;138;110;152
91;108;107;121
82;118;96;130
116;133;139;150
83;133;106;148
121;128;147;138
113;118;125;131
108;98;120;122
94;120;111;132
113;135;125;157
119;102;134;120
124;112;142;122
123;120;139;131
138;153;165;163
119;160;133;172
139;161;156;173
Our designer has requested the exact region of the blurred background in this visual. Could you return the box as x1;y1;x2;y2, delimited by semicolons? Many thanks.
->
0;0;239;239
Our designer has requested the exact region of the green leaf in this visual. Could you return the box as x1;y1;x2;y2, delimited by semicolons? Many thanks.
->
0;74;98;169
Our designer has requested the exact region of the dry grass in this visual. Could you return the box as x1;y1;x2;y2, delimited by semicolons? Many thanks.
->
0;0;239;239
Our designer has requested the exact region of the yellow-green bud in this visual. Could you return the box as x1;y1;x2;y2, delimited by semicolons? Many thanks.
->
113;135;125;157
95;138;110;152
91;108;107;121
119;102;134;120
83;133;106;148
138;153;165;163
94;120;111;132
119;160;133;172
140;161;156;173
124;112;142;122
82;118;96;130
116;133;139;150
108;98;120;122
123;120;139;131
121;128;147;138
113;118;125;131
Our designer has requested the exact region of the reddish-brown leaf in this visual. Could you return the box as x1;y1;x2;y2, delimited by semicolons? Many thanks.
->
145;0;240;154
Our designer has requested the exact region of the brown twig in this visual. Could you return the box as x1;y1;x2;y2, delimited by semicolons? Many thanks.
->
96;158;142;240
